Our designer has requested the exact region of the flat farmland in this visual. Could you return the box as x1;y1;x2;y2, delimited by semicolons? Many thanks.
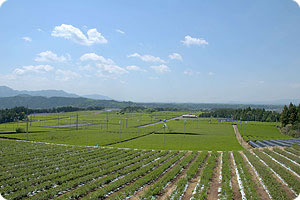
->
1;139;299;200
237;121;292;141
110;118;243;151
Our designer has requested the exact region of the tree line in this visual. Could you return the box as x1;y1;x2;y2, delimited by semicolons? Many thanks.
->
0;106;104;124
199;107;280;122
119;106;183;114
280;103;300;127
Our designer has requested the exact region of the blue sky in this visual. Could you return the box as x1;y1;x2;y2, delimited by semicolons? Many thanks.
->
0;0;299;103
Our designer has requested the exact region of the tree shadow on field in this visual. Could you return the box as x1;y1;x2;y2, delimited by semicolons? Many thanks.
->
154;132;206;136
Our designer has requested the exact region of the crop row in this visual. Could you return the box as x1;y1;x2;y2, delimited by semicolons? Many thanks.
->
273;148;300;165
142;151;197;199
243;151;289;200
78;152;185;199
169;151;208;200
192;151;218;199
264;149;300;176
232;151;259;200
220;152;233;199
28;150;167;200
254;150;299;196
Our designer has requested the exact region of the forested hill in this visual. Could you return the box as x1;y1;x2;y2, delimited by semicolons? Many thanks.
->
0;96;136;109
0;95;283;110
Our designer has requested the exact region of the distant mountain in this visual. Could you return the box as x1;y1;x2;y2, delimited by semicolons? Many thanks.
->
0;96;134;109
0;86;113;100
82;94;113;100
0;95;284;110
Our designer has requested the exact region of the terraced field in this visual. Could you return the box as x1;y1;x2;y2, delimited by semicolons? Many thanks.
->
1;140;299;200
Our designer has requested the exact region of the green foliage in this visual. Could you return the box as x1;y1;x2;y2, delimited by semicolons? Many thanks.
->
200;107;280;122
15;127;25;133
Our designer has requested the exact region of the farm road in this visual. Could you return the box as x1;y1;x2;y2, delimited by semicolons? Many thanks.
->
138;116;183;128
232;125;251;150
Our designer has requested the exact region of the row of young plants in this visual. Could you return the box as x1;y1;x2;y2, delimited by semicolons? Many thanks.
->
285;147;300;156
273;148;300;165
254;150;300;196
78;152;185;200
107;152;200;200
2;149;144;198
219;152;233;200
142;151;197;199
264;149;300;175
1;148;126;190
4;149;147;200
192;151;218;199
28;150;167;200
232;151;259;200
168;151;209;200
243;151;290;200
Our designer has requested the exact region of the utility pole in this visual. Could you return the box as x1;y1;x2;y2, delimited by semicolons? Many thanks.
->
184;120;187;137
26;105;29;141
119;120;122;139
76;112;79;130
69;117;71;136
163;123;167;150
106;112;108;130
86;125;89;146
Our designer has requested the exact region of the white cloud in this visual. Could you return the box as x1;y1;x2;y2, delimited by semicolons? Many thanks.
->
169;53;182;61
0;0;7;7
293;0;300;7
208;72;215;76
149;76;159;80
183;70;193;76
13;65;53;75
128;53;166;63
258;80;265;84
79;65;94;71
80;53;114;65
80;52;128;78
55;69;80;81
22;37;32;42
116;29;125;34
290;83;300;88
181;35;208;46
35;51;68;62
126;65;146;72
150;64;171;74
37;28;43;32
96;63;128;76
52;24;107;46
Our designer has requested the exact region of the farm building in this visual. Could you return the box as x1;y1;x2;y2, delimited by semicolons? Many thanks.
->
217;118;234;123
182;114;198;118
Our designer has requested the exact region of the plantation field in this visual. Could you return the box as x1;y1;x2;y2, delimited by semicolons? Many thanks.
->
1;139;299;200
111;118;243;151
0;110;184;146
237;121;292;141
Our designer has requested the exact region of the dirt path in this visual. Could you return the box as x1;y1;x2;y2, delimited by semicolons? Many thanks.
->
239;151;271;200
130;153;188;200
232;125;251;150
207;152;222;200
156;152;198;200
181;153;210;200
229;152;242;200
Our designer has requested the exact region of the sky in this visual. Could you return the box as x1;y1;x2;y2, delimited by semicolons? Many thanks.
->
0;0;300;103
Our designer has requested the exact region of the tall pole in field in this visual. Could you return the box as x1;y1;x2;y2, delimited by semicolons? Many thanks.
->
86;125;89;146
184;120;186;137
26;105;29;140
69;117;71;136
163;123;167;150
126;118;128;128
76;112;79;130
106;112;108;130
119;120;122;139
